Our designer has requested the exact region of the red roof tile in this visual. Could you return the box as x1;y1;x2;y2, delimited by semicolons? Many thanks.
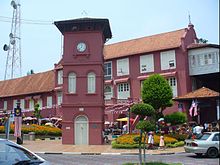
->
174;87;219;100
0;70;55;98
104;28;186;60
0;27;191;98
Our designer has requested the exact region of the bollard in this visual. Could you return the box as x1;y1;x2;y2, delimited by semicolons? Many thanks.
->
29;132;35;141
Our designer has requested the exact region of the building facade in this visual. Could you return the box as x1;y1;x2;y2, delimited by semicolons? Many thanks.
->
0;19;219;144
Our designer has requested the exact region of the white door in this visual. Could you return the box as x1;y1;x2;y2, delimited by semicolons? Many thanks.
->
75;116;88;145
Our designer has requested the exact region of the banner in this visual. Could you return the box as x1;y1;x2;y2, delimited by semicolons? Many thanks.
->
189;100;198;117
14;117;22;137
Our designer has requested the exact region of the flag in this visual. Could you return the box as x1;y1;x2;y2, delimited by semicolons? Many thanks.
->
189;100;198;117
14;117;22;137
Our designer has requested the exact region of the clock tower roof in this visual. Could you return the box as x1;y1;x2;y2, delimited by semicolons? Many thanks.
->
54;17;112;42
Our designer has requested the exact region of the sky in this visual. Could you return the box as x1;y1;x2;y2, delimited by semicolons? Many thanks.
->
0;0;219;81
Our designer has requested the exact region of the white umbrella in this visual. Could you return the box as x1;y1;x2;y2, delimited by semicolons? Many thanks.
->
23;117;37;121
104;121;110;125
51;117;62;121
45;122;54;127
158;118;164;122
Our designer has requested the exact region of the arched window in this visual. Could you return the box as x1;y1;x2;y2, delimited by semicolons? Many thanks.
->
87;72;96;93
68;72;76;93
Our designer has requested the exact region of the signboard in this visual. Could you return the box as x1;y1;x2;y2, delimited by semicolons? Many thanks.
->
14;108;22;117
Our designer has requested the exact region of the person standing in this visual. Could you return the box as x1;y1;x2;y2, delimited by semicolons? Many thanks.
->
159;132;165;150
4;114;10;139
147;131;154;149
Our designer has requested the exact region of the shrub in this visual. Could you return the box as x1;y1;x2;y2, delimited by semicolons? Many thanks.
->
167;133;188;141
131;103;155;118
136;120;156;132
0;124;61;136
164;112;187;125
165;141;185;148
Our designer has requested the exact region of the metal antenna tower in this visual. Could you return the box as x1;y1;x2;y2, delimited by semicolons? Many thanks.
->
3;0;22;80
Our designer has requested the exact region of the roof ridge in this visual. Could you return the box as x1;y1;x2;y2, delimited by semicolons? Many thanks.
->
106;28;186;46
0;69;54;83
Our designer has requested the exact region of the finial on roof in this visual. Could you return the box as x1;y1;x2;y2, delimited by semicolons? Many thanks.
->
188;11;194;28
188;12;191;24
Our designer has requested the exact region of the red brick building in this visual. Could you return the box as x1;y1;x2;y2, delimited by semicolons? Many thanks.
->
0;19;219;144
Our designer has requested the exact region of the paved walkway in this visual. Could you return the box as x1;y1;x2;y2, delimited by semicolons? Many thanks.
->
21;139;185;155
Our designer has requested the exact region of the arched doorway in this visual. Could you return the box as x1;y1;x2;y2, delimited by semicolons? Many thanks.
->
74;115;88;145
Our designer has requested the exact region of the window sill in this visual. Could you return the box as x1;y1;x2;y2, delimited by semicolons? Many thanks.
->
66;93;78;96
86;93;97;96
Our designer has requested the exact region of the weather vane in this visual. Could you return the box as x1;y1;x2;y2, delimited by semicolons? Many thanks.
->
81;10;88;17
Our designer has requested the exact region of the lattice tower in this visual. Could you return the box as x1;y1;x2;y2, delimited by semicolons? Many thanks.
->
3;0;21;80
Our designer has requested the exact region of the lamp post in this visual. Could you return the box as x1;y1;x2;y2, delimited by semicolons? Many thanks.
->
127;98;133;134
127;107;130;134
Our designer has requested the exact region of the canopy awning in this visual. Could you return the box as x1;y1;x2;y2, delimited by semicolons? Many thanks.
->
173;87;219;101
114;77;129;84
116;117;134;122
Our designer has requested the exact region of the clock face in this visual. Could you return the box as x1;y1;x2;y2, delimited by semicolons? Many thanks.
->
76;42;87;52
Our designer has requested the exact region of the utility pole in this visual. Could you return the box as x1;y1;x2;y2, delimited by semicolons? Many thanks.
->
3;0;22;80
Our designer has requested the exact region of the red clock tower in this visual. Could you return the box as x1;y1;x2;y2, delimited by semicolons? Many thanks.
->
54;18;112;145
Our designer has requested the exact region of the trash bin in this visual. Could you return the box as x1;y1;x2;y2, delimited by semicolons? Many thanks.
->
29;132;35;141
17;133;23;144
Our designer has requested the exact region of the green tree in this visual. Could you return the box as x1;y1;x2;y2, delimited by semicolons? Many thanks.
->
164;112;187;126
33;103;42;125
142;74;173;120
198;38;208;43
131;103;155;165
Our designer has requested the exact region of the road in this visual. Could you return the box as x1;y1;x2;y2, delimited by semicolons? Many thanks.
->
38;153;219;165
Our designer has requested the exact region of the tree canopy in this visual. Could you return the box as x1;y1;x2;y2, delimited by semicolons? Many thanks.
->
141;74;173;119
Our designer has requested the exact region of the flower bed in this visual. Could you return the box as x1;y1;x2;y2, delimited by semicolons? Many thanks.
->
0;124;61;136
112;133;180;149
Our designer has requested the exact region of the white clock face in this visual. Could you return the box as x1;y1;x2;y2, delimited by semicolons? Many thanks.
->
76;42;87;52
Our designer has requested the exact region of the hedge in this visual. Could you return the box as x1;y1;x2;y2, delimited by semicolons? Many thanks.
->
0;124;61;136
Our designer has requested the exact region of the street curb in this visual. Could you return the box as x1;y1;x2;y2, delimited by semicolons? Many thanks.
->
36;151;184;156
36;137;62;141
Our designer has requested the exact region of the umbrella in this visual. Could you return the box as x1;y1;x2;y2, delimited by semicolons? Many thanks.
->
45;122;53;127
41;118;50;121
158;118;164;122
23;117;37;121
51;117;62;121
116;117;134;122
104;121;110;125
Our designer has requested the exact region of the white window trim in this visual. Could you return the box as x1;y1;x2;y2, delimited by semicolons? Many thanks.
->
20;99;25;110
29;99;35;110
47;96;53;108
140;54;154;73
13;100;17;109
37;99;43;109
68;72;76;93
104;85;113;100
160;50;176;70
104;61;112;80
57;92;62;106
3;101;7;110
167;77;178;97
117;58;129;76
57;70;63;85
87;72;96;93
117;83;130;99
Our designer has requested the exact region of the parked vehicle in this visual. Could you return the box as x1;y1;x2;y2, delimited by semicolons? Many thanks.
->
184;132;219;158
0;138;50;165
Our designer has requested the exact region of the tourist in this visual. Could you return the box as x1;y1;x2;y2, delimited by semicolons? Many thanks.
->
159;131;165;150
147;131;154;149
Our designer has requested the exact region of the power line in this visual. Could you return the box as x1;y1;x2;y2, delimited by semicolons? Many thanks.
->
0;15;53;25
